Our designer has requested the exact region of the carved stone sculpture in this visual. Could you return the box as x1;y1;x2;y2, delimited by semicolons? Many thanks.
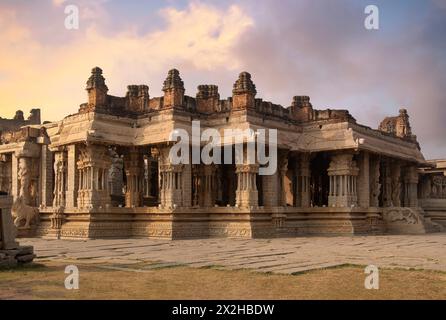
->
11;196;40;229
18;157;31;204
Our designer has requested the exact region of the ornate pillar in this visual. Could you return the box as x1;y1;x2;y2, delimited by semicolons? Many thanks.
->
403;165;418;207
202;165;217;207
52;150;67;208
157;145;184;208
328;152;359;207
66;145;78;208
143;157;151;197
40;146;53;208
159;164;184;208
0;155;8;194
299;153;311;207
262;171;279;207
278;154;289;207
18;157;32;205
109;151;124;196
76;144;111;209
357;151;370;208
11;153;18;200
124;148;143;208
262;150;288;207
236;164;259;208
390;161;401;207
382;159;393;207
369;156;381;207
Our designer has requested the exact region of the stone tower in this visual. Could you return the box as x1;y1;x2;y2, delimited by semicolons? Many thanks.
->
86;67;108;109
232;72;256;110
290;96;314;122
162;69;185;108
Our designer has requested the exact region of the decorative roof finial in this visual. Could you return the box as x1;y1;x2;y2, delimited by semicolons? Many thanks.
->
162;69;184;91
233;72;256;95
86;66;108;91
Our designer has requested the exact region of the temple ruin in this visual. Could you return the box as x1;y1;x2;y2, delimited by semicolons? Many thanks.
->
0;67;445;239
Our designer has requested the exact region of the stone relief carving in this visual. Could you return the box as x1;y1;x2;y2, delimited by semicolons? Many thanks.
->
383;208;420;225
370;160;381;207
391;179;401;207
18;158;31;204
109;152;124;196
11;196;40;229
427;175;446;199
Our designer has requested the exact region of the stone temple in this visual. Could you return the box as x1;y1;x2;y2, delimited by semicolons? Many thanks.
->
0;67;445;240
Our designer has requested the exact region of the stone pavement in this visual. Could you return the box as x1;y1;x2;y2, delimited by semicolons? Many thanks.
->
21;234;446;274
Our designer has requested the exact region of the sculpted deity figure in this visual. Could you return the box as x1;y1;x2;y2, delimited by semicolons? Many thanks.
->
370;161;381;207
370;180;381;207
432;176;442;198
391;179;401;207
109;154;124;195
11;196;39;228
18;157;31;204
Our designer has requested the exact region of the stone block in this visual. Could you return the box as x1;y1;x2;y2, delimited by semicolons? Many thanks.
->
16;254;35;263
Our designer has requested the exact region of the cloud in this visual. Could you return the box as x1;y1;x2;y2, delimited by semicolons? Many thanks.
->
0;1;253;120
0;0;445;159
52;0;67;6
231;0;446;159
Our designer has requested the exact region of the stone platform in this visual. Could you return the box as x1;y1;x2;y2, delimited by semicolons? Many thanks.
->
21;233;446;274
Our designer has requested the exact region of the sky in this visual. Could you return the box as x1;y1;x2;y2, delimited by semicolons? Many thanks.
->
0;0;445;158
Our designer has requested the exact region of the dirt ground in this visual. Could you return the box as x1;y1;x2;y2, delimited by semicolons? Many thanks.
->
0;261;445;300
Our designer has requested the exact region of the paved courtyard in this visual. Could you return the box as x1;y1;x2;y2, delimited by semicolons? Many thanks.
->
21;234;446;274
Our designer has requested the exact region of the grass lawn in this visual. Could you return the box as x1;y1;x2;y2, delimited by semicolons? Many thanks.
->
0;261;445;300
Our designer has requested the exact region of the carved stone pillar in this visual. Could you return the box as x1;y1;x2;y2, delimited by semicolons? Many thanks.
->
235;164;259;208
192;165;201;207
0;155;9;194
66;145;78;208
382;159;393;207
299;153;311;207
391;161;402;207
192;164;216;207
262;171;279;207
328;153;359;207
182;163;192;208
357;151;370;208
278;155;289;207
369;156;381;207
262;150;288;207
157;145;184;208
18;157;32;205
159;164;184;208
76;144;111;209
11;154;18;200
143;158;151;197
108;149;124;197
202;165;217;207
403;166;418;207
124;148;143;208
53;150;67;208
40;145;53;208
